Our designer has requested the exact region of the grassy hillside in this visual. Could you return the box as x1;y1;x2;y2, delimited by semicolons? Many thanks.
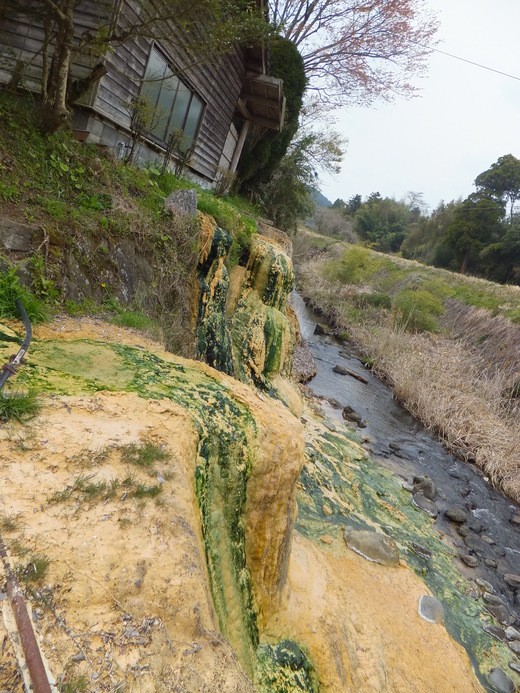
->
0;92;257;351
294;229;520;502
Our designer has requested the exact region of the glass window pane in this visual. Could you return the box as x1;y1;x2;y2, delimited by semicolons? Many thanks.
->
183;95;203;143
170;85;191;132
142;49;166;111
154;74;178;139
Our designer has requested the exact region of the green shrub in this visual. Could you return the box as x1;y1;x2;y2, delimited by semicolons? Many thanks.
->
0;261;48;322
393;288;445;333
325;246;384;285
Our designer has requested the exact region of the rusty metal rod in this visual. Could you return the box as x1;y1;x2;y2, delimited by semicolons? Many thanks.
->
0;535;52;693
0;298;32;392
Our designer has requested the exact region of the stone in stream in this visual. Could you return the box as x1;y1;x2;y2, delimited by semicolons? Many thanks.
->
483;623;508;642
509;661;520;676
509;641;520;655
504;574;520;590
484;593;507;607
338;349;352;359
412;476;437;501
343;527;400;567
342;406;366;428
506;626;520;641
445;507;468;524
327;397;342;409
485;604;513;626
412;492;439;518
510;512;520;528
488;668;516;693
463;534;482;552
476;578;495;593
468;520;483;534
418;595;444;624
333;364;350;375
314;323;332;336
457;525;470;537
485;558;498;569
460;554;479;568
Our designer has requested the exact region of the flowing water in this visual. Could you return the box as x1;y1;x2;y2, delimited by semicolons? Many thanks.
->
292;291;520;634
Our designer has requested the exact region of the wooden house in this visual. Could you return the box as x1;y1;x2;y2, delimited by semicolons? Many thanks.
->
0;0;285;187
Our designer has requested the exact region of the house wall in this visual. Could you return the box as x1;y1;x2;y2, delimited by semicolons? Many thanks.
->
0;1;113;96
0;0;247;185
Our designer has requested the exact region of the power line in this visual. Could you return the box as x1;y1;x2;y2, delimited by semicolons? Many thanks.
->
415;42;520;82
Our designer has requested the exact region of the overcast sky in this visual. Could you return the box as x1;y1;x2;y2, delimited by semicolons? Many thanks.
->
320;0;520;211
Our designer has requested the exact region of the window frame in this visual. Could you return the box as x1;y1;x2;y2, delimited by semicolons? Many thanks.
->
140;44;206;153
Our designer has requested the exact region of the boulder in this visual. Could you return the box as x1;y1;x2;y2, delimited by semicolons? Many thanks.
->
164;188;198;217
343;527;400;567
0;215;36;251
418;595;445;624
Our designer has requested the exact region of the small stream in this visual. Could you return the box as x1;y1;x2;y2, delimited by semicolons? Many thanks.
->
292;291;520;676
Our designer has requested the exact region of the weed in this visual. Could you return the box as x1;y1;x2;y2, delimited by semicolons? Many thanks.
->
16;554;49;586
64;297;99;316
0;389;40;422
110;310;160;335
49;474;119;505
10;539;30;557
30;254;60;304
0;260;48;322
60;675;89;693
133;483;162;499
0;512;23;533
0;182;19;202
393;288;444;333
120;441;170;473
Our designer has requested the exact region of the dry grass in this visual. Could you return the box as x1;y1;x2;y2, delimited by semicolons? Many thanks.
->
297;261;520;503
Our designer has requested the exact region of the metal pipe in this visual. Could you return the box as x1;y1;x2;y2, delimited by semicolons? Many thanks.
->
0;536;52;693
0;298;32;392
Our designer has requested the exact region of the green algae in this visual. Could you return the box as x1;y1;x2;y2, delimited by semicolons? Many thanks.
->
196;226;234;375
297;422;516;688
7;334;261;674
196;227;295;392
255;640;319;693
246;239;294;312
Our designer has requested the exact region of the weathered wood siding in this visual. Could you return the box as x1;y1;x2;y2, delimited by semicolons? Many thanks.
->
0;0;247;183
0;1;113;99
94;0;246;181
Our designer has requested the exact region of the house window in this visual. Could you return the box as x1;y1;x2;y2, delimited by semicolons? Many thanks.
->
141;47;204;151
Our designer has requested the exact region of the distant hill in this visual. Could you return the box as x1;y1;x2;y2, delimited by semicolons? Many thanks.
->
311;188;332;208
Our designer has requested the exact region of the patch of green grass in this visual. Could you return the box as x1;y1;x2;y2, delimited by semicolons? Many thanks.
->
0;260;48;322
393;288;445;333
120;441;170;468
324;246;385;285
198;191;257;238
49;474;119;505
60;675;89;693
16;554;50;586
133;483;162;498
0;389;41;422
110;310;160;335
0;512;23;533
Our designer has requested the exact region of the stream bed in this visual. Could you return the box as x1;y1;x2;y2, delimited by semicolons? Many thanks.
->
292;291;520;692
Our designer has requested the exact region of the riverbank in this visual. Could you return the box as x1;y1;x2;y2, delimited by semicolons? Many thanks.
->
294;230;520;504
